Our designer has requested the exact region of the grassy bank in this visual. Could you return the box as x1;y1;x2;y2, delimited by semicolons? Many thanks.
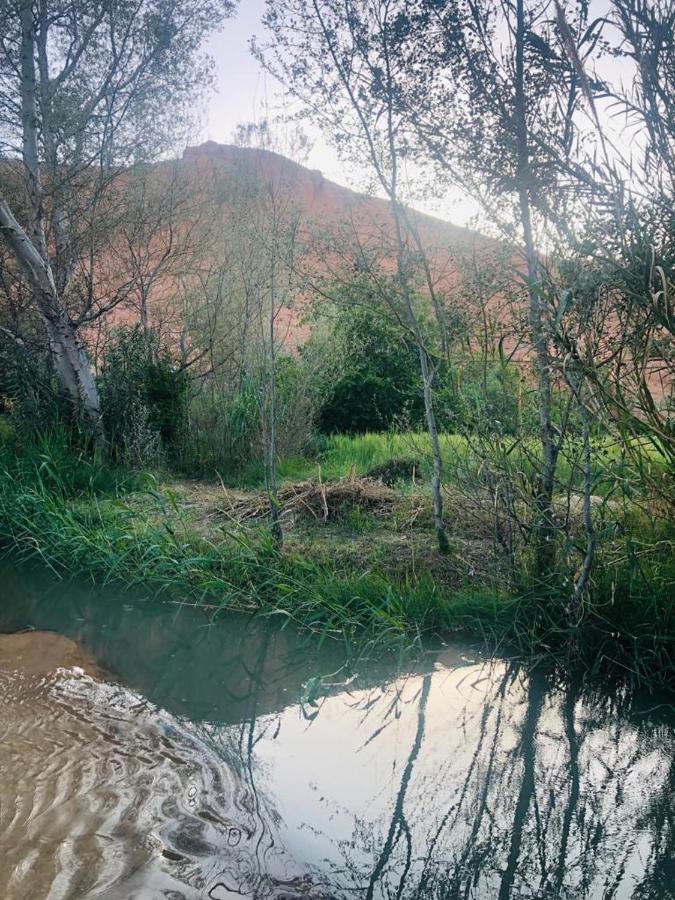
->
0;429;673;687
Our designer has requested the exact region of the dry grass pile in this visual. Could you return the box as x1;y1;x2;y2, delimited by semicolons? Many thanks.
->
222;476;398;523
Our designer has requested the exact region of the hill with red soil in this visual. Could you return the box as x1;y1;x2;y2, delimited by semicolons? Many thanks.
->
180;140;480;250
111;141;509;354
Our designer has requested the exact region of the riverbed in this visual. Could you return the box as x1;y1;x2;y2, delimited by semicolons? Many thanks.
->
0;564;673;899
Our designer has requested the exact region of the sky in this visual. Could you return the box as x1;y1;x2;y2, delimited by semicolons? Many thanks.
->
201;2;345;185
198;0;479;226
197;1;631;230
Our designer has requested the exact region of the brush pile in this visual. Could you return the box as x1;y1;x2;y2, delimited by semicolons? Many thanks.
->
222;476;398;523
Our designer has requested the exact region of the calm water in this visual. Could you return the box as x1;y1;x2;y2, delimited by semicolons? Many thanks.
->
0;565;673;899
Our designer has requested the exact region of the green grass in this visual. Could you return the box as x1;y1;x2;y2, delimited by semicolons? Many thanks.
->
227;431;470;487
0;417;12;442
218;429;668;503
0;448;503;656
0;428;672;687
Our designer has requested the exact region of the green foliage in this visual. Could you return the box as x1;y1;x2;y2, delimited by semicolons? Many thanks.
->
179;355;324;477
99;327;188;466
0;445;670;687
315;304;424;434
436;356;530;436
0;426;147;498
0;429;672;686
0;417;12;442
366;456;421;484
312;299;529;437
179;376;261;475
0;339;66;435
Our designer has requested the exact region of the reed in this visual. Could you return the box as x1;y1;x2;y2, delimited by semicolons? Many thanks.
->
0;429;672;687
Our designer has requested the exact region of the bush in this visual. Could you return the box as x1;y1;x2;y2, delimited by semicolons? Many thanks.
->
436;357;530;436
99;327;188;466
179;355;324;477
315;305;424;434
312;301;530;437
179;377;261;475
0;337;70;435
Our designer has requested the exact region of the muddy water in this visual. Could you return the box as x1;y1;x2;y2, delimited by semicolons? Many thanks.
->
0;565;673;899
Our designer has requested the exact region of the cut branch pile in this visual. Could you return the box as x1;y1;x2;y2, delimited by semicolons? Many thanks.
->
221;476;398;523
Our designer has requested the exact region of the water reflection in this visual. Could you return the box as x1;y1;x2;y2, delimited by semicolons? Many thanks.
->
0;565;673;899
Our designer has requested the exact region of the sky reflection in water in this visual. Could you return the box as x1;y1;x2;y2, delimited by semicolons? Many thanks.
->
0;565;673;899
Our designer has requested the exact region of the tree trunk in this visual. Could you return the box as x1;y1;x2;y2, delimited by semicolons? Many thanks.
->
566;371;595;617
418;346;450;554
267;238;283;549
514;0;559;578
519;185;559;576
391;203;449;554
0;199;104;444
267;326;283;549
3;2;104;445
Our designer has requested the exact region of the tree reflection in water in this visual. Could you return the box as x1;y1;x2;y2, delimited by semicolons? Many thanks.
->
1;566;672;899
319;666;672;899
196;643;673;900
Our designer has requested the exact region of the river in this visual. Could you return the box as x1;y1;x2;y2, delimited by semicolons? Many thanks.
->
0;564;673;899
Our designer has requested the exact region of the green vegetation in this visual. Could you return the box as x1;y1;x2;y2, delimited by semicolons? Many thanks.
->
314;302;426;433
0;425;672;687
100;327;190;467
0;0;673;693
0;294;672;690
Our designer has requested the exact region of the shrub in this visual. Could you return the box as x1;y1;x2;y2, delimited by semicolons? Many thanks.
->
312;301;531;437
179;355;324;477
315;305;424;434
0;337;70;435
436;357;530;436
99;327;188;466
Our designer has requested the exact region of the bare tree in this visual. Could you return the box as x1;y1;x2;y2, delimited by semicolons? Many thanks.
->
398;0;604;576
258;0;452;552
228;132;306;547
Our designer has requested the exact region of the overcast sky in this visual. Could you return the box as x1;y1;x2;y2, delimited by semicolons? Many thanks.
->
199;1;479;226
201;1;343;181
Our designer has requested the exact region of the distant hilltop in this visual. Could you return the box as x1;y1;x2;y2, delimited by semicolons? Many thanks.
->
178;140;482;249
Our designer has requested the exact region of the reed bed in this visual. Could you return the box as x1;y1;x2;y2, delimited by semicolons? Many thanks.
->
0;431;672;688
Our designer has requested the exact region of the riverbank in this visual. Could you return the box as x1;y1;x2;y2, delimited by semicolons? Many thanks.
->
0;431;673;688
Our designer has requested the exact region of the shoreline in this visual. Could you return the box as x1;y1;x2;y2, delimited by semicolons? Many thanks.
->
0;451;672;690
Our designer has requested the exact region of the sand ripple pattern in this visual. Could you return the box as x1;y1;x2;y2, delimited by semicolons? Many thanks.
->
0;632;321;899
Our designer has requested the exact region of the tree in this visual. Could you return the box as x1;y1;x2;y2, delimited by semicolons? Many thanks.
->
227;126;306;547
404;0;605;576
258;0;454;552
0;0;236;442
315;296;425;435
553;0;675;469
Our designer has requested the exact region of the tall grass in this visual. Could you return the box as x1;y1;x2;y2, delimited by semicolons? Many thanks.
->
0;431;502;651
228;431;470;486
0;428;672;687
217;429;668;499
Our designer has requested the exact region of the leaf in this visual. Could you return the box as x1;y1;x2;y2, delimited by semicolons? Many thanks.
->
301;675;322;707
555;289;572;331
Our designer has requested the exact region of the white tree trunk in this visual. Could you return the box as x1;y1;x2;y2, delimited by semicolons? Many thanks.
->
0;198;104;443
2;3;104;445
515;0;559;576
418;345;450;554
391;204;450;554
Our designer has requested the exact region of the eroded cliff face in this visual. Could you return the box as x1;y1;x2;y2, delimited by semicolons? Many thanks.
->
90;140;502;358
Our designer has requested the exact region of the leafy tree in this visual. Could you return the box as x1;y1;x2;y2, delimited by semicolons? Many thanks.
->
99;326;188;465
0;0;236;443
258;0;455;551
317;304;424;434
